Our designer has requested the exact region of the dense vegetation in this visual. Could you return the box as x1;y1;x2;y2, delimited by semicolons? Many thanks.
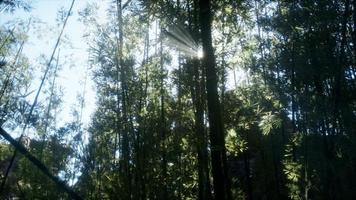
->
1;0;356;199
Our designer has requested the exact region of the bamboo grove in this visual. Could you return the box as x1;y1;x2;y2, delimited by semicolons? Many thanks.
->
1;0;356;199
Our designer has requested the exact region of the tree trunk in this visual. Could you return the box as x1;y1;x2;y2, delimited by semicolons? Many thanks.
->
116;0;131;198
159;28;168;200
198;0;231;199
188;1;212;199
189;58;212;200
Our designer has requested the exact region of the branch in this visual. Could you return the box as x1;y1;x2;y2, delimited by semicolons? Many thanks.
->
0;127;83;200
122;0;132;10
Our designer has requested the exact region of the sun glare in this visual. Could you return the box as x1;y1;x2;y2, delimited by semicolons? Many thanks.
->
197;47;203;58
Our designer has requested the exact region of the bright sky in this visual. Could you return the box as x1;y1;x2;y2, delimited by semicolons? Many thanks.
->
0;0;111;132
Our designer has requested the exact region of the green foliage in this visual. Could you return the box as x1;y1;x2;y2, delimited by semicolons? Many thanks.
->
225;129;248;156
0;0;31;12
282;133;303;200
258;112;282;135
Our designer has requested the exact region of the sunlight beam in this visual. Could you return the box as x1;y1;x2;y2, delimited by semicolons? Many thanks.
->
163;24;202;58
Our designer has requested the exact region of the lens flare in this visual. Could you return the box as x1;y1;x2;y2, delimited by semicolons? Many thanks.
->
163;24;202;58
